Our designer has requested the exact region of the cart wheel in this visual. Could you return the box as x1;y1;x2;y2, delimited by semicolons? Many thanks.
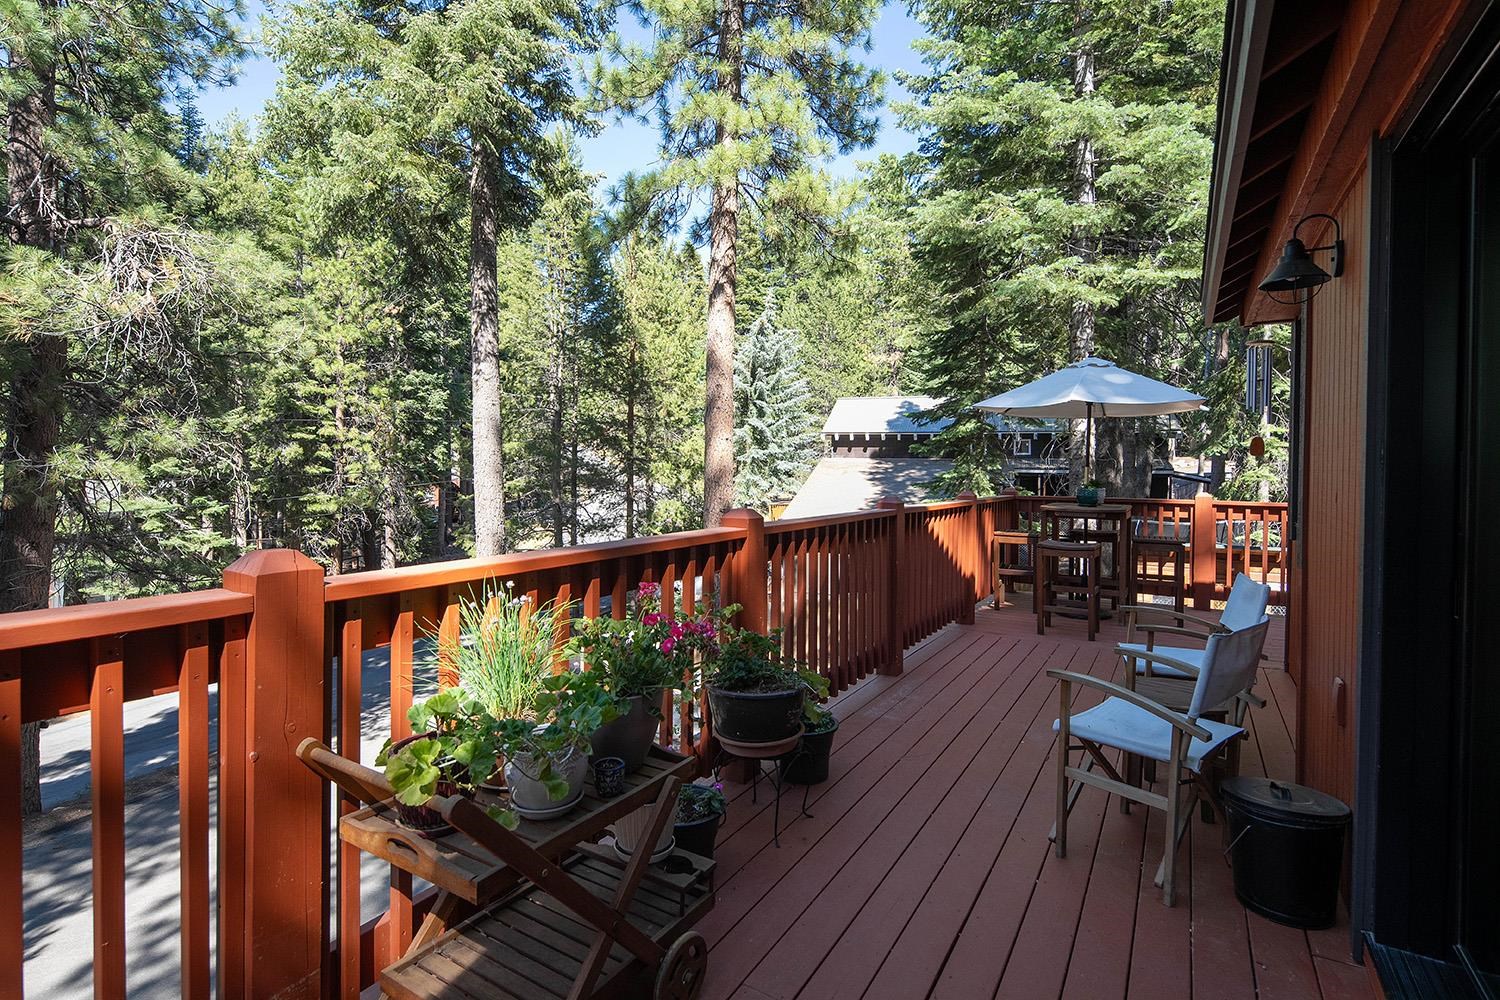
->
654;931;707;1000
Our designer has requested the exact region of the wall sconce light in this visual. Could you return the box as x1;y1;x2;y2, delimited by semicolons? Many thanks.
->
1258;213;1344;305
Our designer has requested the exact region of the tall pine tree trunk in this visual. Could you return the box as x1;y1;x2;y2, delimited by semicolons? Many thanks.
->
1068;3;1097;486
470;143;506;555
703;0;744;528
4;36;61;816
623;244;639;537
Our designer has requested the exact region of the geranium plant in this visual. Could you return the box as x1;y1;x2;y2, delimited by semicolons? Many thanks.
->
375;688;501;806
489;669;625;828
565;582;729;712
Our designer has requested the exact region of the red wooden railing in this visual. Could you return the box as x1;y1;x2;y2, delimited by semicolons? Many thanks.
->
0;490;1287;998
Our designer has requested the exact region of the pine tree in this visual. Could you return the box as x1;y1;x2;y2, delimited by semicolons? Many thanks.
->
902;0;1223;493
268;0;601;555
595;0;883;526
733;291;817;510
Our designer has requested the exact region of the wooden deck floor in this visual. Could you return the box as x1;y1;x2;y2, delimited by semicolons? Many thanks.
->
699;603;1372;1000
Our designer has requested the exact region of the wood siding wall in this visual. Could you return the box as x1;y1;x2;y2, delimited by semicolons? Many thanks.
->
1293;166;1369;805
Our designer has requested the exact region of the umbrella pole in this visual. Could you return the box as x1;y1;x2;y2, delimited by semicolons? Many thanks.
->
1085;403;1093;482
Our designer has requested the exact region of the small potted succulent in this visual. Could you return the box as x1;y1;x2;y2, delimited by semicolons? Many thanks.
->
495;669;623;826
674;781;728;860
376;689;502;835
703;622;828;749
1077;480;1106;506
567;581;722;772
778;702;839;786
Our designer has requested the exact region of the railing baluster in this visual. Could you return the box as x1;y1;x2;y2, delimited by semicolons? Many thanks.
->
387;596;415;964
178;623;211;1000
91;636;127;1000
335;604;364;1000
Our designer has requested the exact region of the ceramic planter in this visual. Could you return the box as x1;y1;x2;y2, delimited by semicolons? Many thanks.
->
589;691;662;773
612;802;676;861
778;717;839;785
673;812;724;860
504;745;589;817
707;686;804;746
1077;486;1105;507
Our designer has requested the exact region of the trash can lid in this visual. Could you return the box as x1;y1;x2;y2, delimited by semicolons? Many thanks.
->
1220;777;1350;821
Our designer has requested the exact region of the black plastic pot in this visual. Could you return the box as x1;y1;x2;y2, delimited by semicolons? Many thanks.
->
386;732;471;836
778;719;838;785
708;686;804;745
589;691;661;773
1220;776;1351;929
673;812;724;860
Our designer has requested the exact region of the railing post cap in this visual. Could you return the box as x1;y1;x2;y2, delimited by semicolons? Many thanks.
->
222;548;323;588
876;497;904;509
957;490;978;501
720;507;765;527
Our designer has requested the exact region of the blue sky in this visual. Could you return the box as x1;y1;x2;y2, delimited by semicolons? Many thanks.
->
194;1;929;191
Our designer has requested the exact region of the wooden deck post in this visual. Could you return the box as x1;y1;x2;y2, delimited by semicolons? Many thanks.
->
221;549;328;1000
1191;492;1217;610
957;491;979;625
722;508;767;633
877;498;905;674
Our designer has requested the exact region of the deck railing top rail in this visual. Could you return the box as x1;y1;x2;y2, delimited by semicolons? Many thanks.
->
0;489;1291;1000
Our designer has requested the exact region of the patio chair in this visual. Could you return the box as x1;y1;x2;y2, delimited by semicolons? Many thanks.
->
1048;617;1271;906
1035;539;1103;641
1116;572;1271;680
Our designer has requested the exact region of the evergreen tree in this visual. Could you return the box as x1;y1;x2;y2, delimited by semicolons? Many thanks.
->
733;290;816;510
268;0;601;555
902;0;1222;493
595;0;883;526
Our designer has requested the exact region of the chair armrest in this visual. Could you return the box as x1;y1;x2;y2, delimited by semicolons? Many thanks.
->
1114;646;1202;678
1046;669;1212;741
1118;605;1229;634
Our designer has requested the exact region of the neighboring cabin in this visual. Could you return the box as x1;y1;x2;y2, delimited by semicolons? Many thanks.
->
780;396;1065;518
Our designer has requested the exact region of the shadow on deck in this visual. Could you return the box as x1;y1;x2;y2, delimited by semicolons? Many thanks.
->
700;602;1371;1000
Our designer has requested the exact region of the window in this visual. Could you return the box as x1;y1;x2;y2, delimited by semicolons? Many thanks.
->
1012;435;1032;457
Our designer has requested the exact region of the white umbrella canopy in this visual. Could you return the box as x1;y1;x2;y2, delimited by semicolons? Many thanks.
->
973;356;1205;478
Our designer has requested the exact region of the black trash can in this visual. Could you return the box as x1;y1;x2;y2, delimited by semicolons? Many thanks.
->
1220;777;1351;929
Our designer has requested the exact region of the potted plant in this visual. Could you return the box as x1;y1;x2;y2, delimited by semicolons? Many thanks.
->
778;702;839;786
376;689;502;836
494;669;623;825
673;781;727;860
703;622;829;749
443;581;558;727
1077;480;1106;506
567;581;721;772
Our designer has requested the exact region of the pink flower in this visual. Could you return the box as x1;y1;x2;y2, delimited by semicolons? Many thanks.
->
642;612;663;627
661;637;676;653
669;622;685;639
639;582;660;597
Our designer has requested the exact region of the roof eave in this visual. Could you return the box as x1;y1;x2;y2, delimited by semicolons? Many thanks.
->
1202;0;1276;327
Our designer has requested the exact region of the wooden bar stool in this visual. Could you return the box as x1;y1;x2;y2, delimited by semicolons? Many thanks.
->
1035;539;1102;641
991;529;1039;611
1130;535;1187;612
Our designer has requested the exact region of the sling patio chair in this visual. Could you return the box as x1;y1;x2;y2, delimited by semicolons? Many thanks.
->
1048;617;1271;906
1116;572;1271;680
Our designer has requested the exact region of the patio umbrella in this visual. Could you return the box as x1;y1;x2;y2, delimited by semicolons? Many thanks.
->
973;356;1206;479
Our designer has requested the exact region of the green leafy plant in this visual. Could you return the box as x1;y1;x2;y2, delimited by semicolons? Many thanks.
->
439;581;560;723
802;699;837;735
677;782;728;824
488;670;626;828
375;689;501;807
702;622;829;699
565;583;732;712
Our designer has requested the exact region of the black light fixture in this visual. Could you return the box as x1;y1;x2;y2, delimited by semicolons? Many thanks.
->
1258;213;1344;305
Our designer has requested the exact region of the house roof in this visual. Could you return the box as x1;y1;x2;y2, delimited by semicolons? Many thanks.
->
780;456;954;518
822;396;1056;437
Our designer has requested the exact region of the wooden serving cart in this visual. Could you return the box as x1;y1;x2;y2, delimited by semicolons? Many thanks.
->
297;739;715;1000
